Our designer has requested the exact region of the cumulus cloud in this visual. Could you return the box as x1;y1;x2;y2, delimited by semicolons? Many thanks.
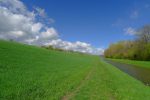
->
44;39;104;55
0;0;26;14
0;0;103;55
41;28;58;39
124;27;136;35
34;7;46;18
0;0;58;43
33;6;55;24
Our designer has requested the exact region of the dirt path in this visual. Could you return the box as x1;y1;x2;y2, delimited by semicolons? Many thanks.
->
61;67;94;100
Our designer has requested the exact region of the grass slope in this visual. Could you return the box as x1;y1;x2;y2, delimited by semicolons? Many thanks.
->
107;58;150;69
0;40;150;100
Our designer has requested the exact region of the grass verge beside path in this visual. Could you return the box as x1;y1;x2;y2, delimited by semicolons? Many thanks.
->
70;59;150;100
106;58;150;69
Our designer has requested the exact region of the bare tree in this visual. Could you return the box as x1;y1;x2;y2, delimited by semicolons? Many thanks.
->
137;25;150;43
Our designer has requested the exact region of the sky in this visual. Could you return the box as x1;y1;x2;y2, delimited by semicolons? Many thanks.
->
0;0;150;55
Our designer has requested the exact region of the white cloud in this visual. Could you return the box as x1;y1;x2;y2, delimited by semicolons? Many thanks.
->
11;31;24;37
31;23;43;33
41;28;58;39
0;0;56;42
0;0;26;13
0;0;103;55
34;7;46;18
33;6;55;24
44;39;104;55
124;27;136;35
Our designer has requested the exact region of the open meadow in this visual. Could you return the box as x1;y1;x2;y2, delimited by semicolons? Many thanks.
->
0;40;150;100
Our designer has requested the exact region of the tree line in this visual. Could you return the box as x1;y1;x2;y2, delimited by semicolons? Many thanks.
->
104;25;150;61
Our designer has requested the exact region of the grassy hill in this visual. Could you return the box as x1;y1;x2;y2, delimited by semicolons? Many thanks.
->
0;40;150;100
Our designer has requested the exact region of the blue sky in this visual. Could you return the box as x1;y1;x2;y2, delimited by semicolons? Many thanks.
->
21;0;150;48
0;0;150;55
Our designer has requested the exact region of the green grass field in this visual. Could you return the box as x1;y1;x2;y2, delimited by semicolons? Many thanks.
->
107;58;150;69
0;40;150;100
